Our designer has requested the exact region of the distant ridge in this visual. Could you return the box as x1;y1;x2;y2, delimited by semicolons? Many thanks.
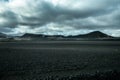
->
0;32;7;38
21;31;112;39
21;33;64;38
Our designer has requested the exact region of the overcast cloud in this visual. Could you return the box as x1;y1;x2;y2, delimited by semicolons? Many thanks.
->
0;0;120;36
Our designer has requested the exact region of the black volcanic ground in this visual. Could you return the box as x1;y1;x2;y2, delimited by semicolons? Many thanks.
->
0;41;120;80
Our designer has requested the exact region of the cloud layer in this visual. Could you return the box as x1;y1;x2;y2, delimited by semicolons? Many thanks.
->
0;0;120;36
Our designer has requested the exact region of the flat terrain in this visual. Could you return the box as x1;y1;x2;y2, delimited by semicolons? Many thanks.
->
0;41;120;80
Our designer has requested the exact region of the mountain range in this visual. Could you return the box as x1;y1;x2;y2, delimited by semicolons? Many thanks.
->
21;31;112;39
1;31;119;41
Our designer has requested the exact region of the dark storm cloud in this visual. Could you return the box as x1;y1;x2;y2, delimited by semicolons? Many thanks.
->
0;0;120;36
16;0;119;27
57;6;120;30
0;10;18;27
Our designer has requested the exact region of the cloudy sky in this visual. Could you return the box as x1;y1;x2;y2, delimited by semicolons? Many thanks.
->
0;0;120;36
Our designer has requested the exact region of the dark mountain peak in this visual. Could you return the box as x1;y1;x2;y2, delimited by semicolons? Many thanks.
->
90;31;103;34
83;31;112;38
87;31;106;35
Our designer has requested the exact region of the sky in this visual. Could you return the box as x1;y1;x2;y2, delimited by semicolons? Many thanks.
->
0;0;120;36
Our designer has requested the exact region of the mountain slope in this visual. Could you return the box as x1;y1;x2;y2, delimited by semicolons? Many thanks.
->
0;32;7;38
68;31;112;38
85;31;112;38
21;33;45;38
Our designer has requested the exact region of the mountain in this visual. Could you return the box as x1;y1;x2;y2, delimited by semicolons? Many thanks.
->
0;32;7;38
84;31;112;38
21;33;45;38
68;31;112;38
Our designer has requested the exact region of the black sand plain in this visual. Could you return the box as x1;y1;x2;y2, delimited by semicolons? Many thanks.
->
0;41;120;80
